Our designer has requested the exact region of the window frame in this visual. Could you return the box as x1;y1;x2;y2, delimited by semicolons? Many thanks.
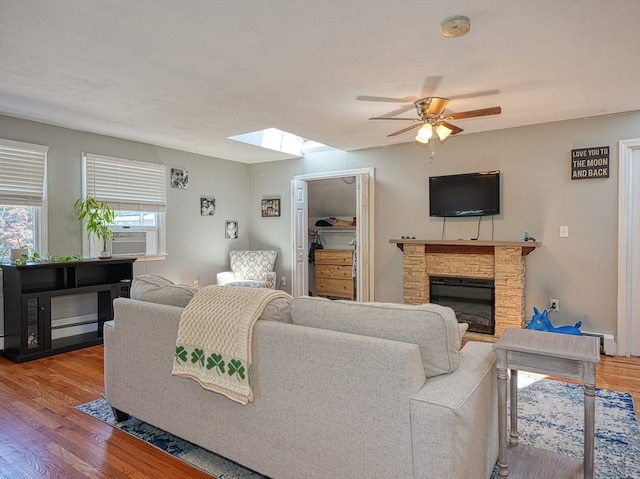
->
0;139;48;260
81;153;167;260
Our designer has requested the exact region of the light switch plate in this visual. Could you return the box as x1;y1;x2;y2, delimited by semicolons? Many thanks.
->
560;225;569;237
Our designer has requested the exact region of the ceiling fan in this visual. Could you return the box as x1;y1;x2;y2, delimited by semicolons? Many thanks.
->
368;96;502;144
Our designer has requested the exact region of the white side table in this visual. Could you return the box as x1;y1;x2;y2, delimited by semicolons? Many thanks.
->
494;328;600;479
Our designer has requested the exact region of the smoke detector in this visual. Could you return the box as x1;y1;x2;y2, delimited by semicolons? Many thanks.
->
441;15;471;38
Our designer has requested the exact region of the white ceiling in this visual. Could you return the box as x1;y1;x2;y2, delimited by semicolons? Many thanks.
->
1;0;639;164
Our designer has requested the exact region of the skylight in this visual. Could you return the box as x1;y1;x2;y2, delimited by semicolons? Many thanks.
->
228;128;330;156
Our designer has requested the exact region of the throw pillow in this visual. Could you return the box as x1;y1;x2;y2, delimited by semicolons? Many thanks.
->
289;296;461;378
130;275;198;308
259;297;292;323
131;275;291;322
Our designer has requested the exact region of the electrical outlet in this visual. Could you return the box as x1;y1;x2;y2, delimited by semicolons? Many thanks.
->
281;276;287;286
550;299;559;312
560;225;569;237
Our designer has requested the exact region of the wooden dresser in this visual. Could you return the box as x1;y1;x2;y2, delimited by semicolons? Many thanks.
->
315;249;355;300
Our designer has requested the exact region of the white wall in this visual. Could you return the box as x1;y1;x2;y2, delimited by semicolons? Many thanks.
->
248;111;640;338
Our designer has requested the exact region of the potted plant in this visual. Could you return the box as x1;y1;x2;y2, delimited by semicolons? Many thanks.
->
9;241;29;264
73;196;116;258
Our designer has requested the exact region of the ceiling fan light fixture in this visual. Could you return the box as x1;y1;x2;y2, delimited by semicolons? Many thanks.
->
415;124;433;143
441;15;470;38
435;123;453;141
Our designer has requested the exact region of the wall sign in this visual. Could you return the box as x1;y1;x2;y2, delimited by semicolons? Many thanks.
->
571;146;609;179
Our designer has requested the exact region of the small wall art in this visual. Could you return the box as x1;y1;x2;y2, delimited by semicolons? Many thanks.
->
170;167;189;189
225;220;238;239
261;198;280;217
200;196;215;216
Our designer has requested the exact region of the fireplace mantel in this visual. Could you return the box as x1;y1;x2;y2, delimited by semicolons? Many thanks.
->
390;239;541;256
391;239;542;341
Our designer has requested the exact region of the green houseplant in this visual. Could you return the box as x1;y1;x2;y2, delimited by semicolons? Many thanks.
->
73;196;116;258
9;240;29;264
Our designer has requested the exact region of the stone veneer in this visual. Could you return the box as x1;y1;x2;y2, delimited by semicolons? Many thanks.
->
392;240;540;342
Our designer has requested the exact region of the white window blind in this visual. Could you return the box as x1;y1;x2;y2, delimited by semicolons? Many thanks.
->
83;153;167;212
0;139;48;206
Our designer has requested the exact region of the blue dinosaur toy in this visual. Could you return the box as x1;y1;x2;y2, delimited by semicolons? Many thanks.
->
526;307;583;336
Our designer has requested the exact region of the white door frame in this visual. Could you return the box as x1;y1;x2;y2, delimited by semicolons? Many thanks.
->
616;138;640;356
291;167;375;301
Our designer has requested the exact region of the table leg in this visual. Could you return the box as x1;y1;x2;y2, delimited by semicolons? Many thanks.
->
584;381;596;479
509;369;519;446
497;364;509;477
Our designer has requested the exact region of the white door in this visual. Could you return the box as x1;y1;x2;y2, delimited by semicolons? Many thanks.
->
632;145;640;356
356;172;371;302
291;179;308;298
291;168;375;300
617;139;640;356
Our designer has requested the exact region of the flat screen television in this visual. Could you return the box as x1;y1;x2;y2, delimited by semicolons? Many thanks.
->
429;171;500;217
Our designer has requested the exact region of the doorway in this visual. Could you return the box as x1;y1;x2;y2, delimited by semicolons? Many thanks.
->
291;168;374;301
617;138;640;356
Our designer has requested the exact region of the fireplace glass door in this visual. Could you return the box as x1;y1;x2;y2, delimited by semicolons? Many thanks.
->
430;276;495;334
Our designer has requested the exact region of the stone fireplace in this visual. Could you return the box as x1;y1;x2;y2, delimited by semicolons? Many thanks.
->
390;239;541;342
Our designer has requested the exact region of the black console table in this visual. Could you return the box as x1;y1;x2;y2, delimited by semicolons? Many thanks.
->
1;257;135;362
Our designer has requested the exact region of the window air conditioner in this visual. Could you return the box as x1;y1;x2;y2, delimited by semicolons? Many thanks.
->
111;231;147;255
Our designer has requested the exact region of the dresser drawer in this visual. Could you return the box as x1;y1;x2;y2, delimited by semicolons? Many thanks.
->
315;264;353;279
315;249;353;265
316;278;355;300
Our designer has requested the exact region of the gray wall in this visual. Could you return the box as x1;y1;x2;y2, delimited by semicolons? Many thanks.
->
2;111;639;340
247;111;640;338
0;114;249;287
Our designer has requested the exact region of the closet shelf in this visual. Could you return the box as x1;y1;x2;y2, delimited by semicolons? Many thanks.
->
313;226;356;233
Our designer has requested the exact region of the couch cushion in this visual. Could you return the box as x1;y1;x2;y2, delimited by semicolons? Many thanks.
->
130;275;291;322
259;297;292;323
289;296;461;378
130;275;198;308
230;250;277;280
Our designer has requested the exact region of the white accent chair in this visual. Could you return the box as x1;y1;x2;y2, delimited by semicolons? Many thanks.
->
216;250;278;289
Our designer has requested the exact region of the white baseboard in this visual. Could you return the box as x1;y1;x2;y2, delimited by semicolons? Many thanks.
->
51;313;98;340
581;330;616;356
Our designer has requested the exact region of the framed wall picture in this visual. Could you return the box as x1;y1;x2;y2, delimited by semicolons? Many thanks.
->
225;220;238;239
170;167;189;189
200;196;215;216
261;198;280;217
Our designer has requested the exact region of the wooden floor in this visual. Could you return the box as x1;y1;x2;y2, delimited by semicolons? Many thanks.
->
0;346;639;479
0;346;213;479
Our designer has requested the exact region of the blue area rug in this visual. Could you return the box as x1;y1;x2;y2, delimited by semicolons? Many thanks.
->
489;375;640;479
76;396;263;478
77;376;640;479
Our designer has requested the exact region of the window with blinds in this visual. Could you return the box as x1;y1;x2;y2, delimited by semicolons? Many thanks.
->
83;153;166;211
81;153;167;258
0;139;49;259
0;139;48;206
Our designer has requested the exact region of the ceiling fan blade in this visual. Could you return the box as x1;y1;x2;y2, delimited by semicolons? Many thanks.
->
419;75;443;97
447;89;500;101
441;121;464;135
426;97;450;116
449;106;502;120
379;103;416;118
369;117;420;121
388;123;422;137
356;95;417;103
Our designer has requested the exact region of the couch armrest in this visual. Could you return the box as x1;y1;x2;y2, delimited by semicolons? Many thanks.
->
410;341;498;479
265;271;276;289
216;271;236;285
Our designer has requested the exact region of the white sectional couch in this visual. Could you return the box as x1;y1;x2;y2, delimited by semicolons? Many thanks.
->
104;277;498;479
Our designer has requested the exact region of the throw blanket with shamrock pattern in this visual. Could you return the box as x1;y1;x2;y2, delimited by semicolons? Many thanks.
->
172;285;291;405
